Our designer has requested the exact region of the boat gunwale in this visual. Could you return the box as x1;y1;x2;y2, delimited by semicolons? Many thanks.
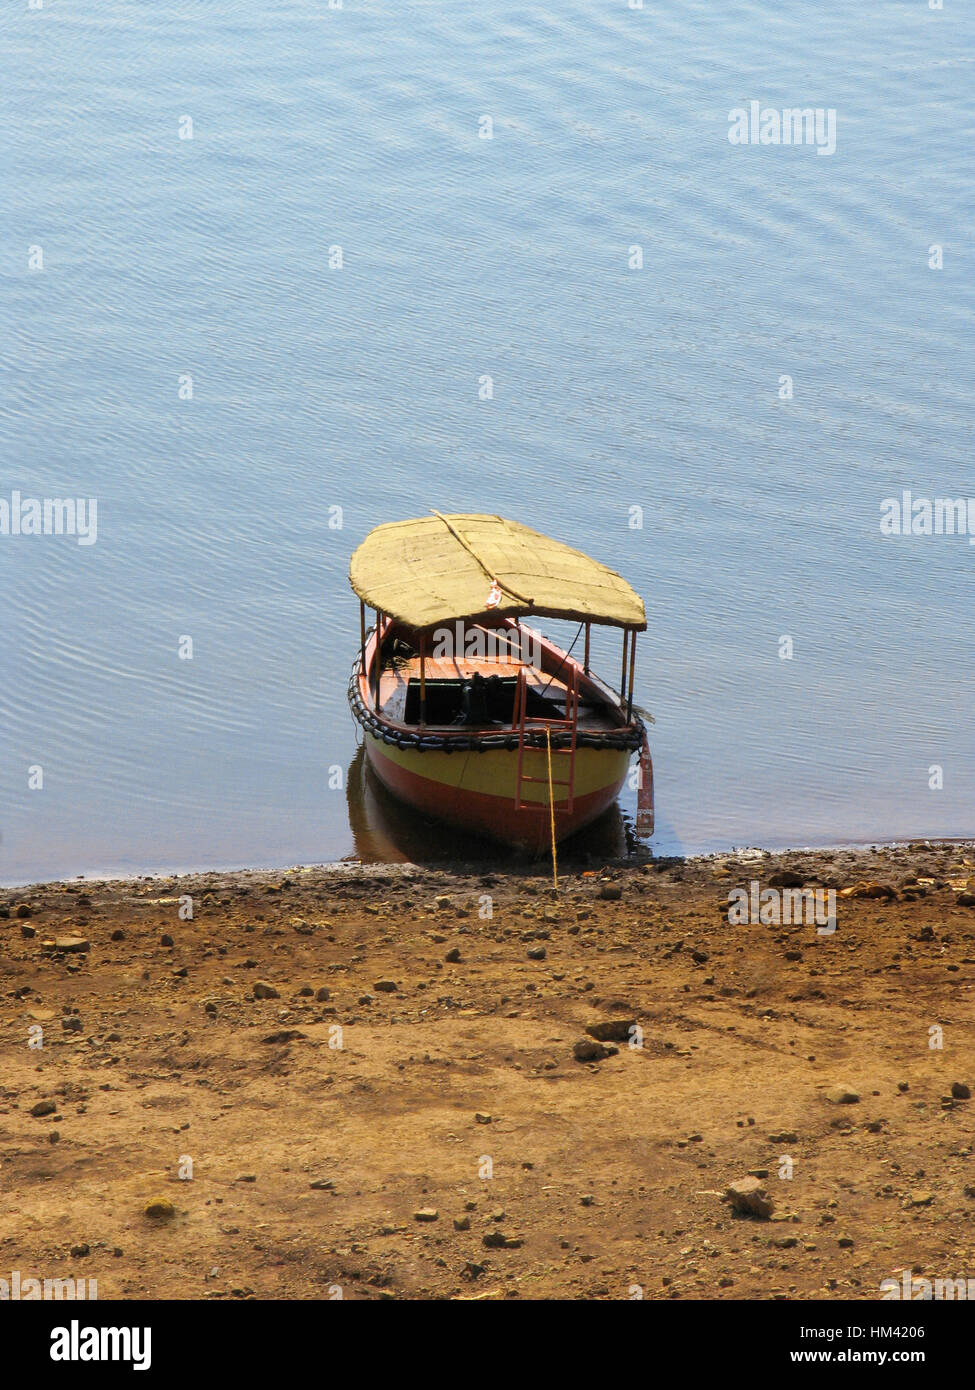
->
350;617;645;750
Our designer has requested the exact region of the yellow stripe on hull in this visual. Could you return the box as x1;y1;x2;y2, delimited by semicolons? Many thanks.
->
369;737;630;807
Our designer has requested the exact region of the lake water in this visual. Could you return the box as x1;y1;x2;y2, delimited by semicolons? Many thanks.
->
3;0;973;885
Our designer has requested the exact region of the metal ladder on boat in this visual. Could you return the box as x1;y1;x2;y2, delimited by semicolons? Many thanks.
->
513;664;579;813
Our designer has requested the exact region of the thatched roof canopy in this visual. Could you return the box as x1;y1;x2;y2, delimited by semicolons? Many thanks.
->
348;513;646;631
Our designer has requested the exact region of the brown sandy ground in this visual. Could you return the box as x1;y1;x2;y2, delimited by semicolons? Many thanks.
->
1;842;974;1302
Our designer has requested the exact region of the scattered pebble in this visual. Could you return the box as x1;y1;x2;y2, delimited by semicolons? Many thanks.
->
144;1198;175;1220
724;1177;774;1219
573;1038;618;1063
825;1085;860;1105
585;1019;635;1043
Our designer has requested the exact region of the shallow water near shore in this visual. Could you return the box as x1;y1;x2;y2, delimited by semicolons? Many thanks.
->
3;1;974;886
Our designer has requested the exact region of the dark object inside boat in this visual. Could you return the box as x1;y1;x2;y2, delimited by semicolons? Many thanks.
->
402;674;567;727
382;635;418;665
453;671;502;726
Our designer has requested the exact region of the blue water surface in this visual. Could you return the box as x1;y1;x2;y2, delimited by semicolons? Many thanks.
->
2;0;973;882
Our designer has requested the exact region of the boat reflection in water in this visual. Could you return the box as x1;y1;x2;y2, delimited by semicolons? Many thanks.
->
345;744;634;866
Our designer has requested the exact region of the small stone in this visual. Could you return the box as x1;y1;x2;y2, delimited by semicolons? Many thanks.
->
724;1177;774;1219
374;980;397;993
482;1230;522;1249
907;1191;934;1207
526;946;546;961
580;1194;594;1206
144;1197;175;1220
20;923;36;939
837;1236;854;1248
453;1215;471;1231
951;1082;970;1100
160;933;174;947
309;1179;335;1191
474;1112;492;1125
572;1038;618;1063
70;1243;90;1258
767;1131;798;1144
825;1085;860;1105
111;929;125;941
414;1207;438;1222
768;870;804;888
585;1019;635;1044
61;1016;83;1033
16;904;33;919
54;937;89;954
597;883;622;901
30;1100;56;1117
315;986;331;1002
252;981;280;1000
840;881;896;900
445;948;462;963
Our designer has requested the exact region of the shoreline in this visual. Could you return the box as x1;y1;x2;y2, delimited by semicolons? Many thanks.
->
5;836;975;896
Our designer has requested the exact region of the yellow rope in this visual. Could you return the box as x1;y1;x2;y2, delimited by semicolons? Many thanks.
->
545;727;558;892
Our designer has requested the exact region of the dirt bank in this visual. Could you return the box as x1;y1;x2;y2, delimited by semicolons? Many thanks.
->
2;842;974;1300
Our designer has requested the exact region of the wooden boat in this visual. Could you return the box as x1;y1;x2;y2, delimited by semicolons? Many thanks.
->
347;513;653;854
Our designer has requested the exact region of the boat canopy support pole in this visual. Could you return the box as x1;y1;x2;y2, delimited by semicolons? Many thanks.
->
584;622;590;675
373;609;382;710
620;627;629;705
419;633;426;726
359;601;367;704
627;630;637;723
